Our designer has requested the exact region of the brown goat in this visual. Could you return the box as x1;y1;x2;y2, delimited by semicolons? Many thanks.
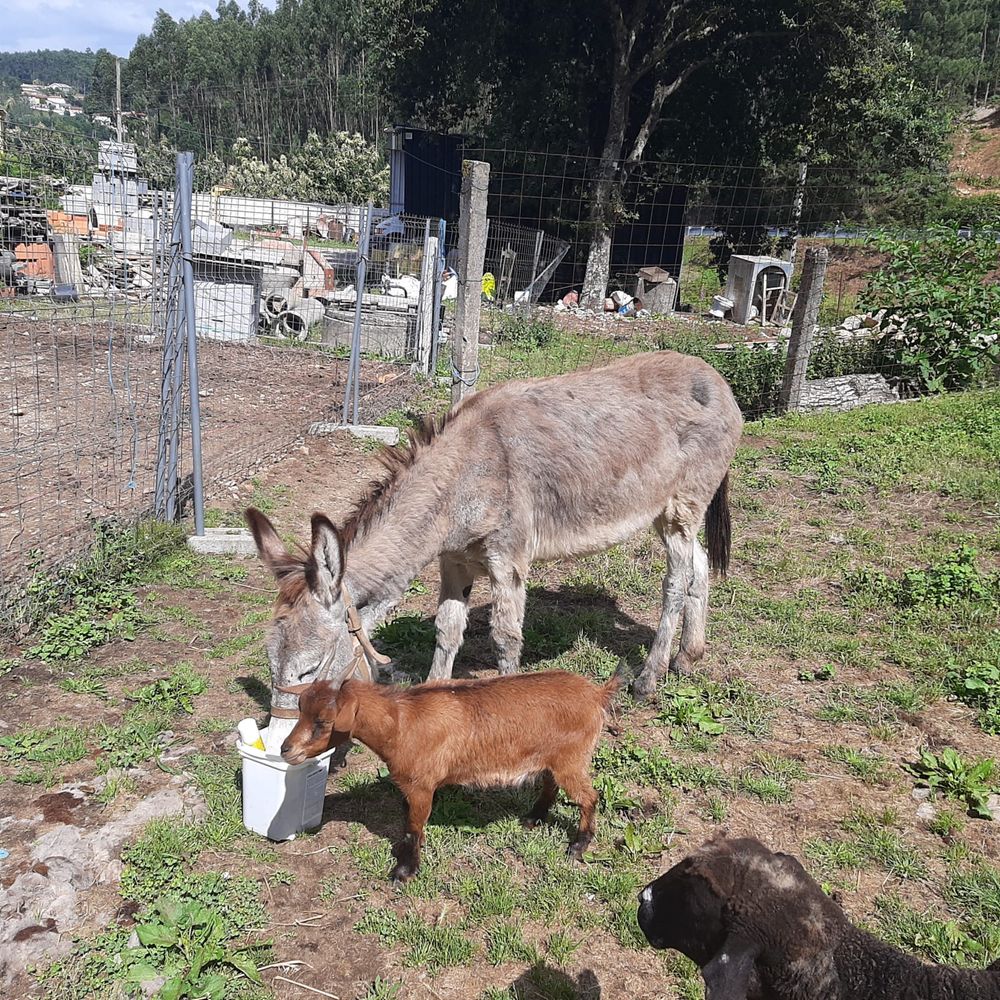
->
280;667;626;882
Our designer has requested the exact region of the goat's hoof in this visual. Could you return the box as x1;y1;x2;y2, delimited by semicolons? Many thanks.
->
566;839;591;861
390;864;417;884
522;815;546;830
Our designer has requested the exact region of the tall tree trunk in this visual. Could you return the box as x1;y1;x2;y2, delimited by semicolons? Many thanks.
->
580;64;629;310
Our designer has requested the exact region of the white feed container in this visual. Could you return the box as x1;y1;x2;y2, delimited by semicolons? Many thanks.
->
236;726;337;841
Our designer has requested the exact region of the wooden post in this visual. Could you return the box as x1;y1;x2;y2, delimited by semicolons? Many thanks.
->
451;159;489;404
779;246;828;413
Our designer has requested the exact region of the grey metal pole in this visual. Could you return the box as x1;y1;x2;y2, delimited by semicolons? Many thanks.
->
177;152;206;535
343;201;372;425
429;218;446;377
164;193;185;522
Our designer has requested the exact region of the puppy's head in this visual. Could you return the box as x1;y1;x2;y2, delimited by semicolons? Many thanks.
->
638;836;835;1000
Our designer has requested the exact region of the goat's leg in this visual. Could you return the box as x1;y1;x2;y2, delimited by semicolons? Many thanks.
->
633;525;694;700
488;560;526;675
390;785;434;884
524;770;558;829
670;538;709;676
428;556;477;680
554;767;599;859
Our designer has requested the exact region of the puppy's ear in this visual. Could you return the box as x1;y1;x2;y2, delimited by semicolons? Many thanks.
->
702;932;760;1000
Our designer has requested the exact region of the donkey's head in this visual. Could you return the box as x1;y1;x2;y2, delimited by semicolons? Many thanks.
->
245;507;356;713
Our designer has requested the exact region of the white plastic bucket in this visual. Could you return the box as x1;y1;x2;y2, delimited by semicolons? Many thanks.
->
236;726;338;841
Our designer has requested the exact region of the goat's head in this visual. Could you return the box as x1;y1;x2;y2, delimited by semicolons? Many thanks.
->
245;508;356;714
278;679;359;764
638;835;841;1000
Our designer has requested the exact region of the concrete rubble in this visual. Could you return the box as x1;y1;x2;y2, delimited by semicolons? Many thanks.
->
0;773;207;985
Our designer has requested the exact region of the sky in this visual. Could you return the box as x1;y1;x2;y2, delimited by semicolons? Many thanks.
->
5;0;222;56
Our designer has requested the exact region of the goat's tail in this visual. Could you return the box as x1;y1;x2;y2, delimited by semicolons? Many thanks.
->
705;471;732;577
603;659;633;705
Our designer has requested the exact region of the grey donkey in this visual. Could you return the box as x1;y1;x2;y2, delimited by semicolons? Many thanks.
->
247;349;742;711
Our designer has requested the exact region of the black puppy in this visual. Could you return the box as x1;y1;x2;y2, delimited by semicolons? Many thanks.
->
638;834;1000;1000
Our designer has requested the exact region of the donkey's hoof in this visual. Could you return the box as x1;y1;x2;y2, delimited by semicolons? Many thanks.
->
631;671;658;702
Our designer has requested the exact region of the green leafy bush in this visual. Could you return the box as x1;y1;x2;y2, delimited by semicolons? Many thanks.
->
905;747;997;820
947;657;1000;734
860;225;1000;392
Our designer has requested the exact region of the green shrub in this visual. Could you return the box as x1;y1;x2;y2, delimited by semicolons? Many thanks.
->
490;313;557;349
860;225;1000;392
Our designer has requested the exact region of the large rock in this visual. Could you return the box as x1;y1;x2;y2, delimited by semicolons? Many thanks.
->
797;374;900;413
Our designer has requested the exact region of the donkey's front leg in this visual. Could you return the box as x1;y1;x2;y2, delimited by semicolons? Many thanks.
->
428;555;477;680
633;529;694;700
488;560;526;675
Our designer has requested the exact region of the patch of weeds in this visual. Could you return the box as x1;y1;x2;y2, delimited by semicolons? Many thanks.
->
822;745;890;785
374;614;436;669
876;895;1000;966
946;857;1000;927
359;979;405;1000
906;746;998;820
126;897;264;998
0;723;88;768
197;717;235;736
486;919;540;966
355;907;476;970
929;809;967;838
96;711;170;771
544;930;579;965
947;654;1000;734
96;768;138;804
0;656;19;676
845;545;999;611
798;664;837;682
208;631;261;660
658;682;729;735
29;586;144;662
127;662;207;715
841;809;928;880
59;672;110;699
738;752;807;804
706;795;728;823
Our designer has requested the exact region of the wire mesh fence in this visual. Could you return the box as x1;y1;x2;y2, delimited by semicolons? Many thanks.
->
453;145;1000;407
0;127;421;613
2;125;998;615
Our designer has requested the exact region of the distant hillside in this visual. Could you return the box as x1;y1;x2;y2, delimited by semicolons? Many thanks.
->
0;49;96;91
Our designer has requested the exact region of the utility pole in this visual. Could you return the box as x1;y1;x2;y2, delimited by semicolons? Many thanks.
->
115;58;123;142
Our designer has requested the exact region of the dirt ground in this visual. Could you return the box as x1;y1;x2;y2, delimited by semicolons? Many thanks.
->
0;315;417;589
2;384;999;999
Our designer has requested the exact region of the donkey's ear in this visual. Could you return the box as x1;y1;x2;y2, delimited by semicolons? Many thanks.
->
309;513;345;608
245;507;288;574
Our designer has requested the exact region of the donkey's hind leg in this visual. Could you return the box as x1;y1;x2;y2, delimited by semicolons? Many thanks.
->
670;538;709;676
428;555;477;680
633;521;694;700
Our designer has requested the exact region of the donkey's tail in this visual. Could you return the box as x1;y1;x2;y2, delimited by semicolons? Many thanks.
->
705;472;732;576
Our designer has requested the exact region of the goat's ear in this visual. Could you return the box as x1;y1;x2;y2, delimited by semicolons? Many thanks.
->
275;683;312;697
245;507;288;574
332;687;359;738
702;932;760;1000
309;513;345;608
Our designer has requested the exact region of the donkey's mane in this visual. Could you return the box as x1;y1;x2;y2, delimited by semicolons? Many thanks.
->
341;410;452;548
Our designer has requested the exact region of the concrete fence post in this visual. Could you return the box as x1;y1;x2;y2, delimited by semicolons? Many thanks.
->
779;246;829;414
418;233;438;374
451;159;489;404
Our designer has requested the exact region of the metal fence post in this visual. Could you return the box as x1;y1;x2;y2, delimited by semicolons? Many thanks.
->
452;160;489;404
779;246;829;413
177;152;205;534
429;219;447;378
343;201;373;425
